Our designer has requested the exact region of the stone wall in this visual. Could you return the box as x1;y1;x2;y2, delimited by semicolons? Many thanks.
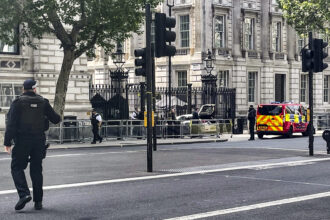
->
33;34;91;119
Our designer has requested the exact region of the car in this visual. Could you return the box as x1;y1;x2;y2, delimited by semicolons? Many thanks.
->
176;114;194;135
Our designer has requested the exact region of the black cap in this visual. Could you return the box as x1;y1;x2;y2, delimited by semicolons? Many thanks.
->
23;79;37;90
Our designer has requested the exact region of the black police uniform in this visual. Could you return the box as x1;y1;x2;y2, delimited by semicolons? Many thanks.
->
4;92;60;203
248;107;256;140
91;113;102;143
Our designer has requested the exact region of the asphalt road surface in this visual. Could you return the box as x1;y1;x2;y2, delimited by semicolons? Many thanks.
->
1;135;330;220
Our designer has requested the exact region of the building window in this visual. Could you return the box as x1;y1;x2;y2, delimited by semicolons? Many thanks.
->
248;71;257;102
244;18;254;50
324;75;330;103
151;20;155;44
0;84;22;107
320;34;329;55
272;22;281;52
219;70;229;87
300;74;308;103
0;29;19;54
180;15;190;48
298;37;306;54
177;71;187;87
215;15;226;48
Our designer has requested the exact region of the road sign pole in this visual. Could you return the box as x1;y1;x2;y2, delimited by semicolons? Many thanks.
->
152;44;157;151
146;4;153;172
308;32;314;156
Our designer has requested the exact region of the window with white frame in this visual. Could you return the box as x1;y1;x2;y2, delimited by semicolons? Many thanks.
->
244;18;255;50
177;71;187;87
0;28;19;54
151;20;155;44
0;84;22;107
272;22;282;52
248;71;257;102
300;74;308;103
324;75;330;103
180;15;190;47
320;34;329;55
219;70;229;87
298;36;306;54
214;15;226;48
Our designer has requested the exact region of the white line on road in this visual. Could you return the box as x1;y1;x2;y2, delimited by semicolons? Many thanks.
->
164;191;330;220
0;146;319;161
1;157;330;195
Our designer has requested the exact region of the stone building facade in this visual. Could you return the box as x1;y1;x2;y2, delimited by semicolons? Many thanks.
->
0;34;91;129
89;0;330;117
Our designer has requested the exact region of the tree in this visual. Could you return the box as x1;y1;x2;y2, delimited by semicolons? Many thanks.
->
0;0;162;117
277;0;329;35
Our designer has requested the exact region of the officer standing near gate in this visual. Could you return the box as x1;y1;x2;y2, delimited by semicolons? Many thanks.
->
4;79;61;211
90;109;103;144
248;105;256;140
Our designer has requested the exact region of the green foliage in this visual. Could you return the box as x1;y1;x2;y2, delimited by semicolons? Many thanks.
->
277;0;329;36
0;0;162;56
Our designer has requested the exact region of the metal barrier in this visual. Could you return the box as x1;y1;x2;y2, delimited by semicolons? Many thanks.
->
314;114;330;130
46;119;232;143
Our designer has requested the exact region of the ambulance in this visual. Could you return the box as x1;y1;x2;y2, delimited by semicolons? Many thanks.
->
256;102;309;138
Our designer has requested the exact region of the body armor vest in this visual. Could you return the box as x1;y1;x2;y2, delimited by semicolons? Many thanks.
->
18;94;46;135
91;113;99;128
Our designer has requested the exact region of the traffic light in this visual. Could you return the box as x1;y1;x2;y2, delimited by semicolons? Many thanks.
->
313;38;328;72
301;48;313;72
155;12;176;58
134;48;146;77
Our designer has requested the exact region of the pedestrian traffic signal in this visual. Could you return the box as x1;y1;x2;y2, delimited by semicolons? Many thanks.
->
313;38;328;72
301;48;313;72
134;48;146;77
155;13;176;58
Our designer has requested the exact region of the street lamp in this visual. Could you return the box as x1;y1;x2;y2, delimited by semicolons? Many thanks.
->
112;45;125;69
110;45;128;93
202;49;217;105
204;49;214;75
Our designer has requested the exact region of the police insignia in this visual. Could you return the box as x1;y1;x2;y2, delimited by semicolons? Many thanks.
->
30;104;38;108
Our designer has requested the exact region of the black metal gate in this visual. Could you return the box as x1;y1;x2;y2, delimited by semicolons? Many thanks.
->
90;84;236;121
90;85;129;120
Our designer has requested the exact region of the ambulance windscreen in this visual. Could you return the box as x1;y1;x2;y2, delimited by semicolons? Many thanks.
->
258;105;282;115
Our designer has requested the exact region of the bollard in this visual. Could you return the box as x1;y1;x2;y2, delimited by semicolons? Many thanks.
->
322;130;330;154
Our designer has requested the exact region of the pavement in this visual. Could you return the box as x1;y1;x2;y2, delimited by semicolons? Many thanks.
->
0;130;324;153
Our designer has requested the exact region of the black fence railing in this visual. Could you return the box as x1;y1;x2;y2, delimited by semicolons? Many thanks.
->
89;84;236;121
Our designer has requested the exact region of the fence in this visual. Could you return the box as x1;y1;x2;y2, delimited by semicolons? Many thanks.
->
89;84;236;121
46;119;233;144
314;114;330;130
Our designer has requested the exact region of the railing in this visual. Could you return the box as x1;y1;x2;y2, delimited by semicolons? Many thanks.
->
314;114;330;130
46;119;233;144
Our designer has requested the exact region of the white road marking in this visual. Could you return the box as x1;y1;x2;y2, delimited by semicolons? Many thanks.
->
1;157;330;195
222;174;330;187
164;191;330;220
0;145;324;161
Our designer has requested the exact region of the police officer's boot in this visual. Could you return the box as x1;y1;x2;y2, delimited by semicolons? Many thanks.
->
15;195;32;210
34;201;42;210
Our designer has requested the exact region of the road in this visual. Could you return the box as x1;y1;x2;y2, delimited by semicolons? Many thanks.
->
0;135;330;219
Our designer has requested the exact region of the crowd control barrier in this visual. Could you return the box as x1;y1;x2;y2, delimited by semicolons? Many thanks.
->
46;119;232;144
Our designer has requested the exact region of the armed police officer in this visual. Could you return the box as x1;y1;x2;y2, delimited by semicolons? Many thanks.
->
4;79;61;211
248;105;256;141
90;109;103;144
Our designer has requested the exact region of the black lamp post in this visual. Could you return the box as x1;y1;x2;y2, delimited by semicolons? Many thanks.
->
110;46;129;94
167;0;174;115
202;49;217;105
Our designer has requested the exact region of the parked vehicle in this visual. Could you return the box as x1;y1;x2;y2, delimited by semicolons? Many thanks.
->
256;102;309;138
